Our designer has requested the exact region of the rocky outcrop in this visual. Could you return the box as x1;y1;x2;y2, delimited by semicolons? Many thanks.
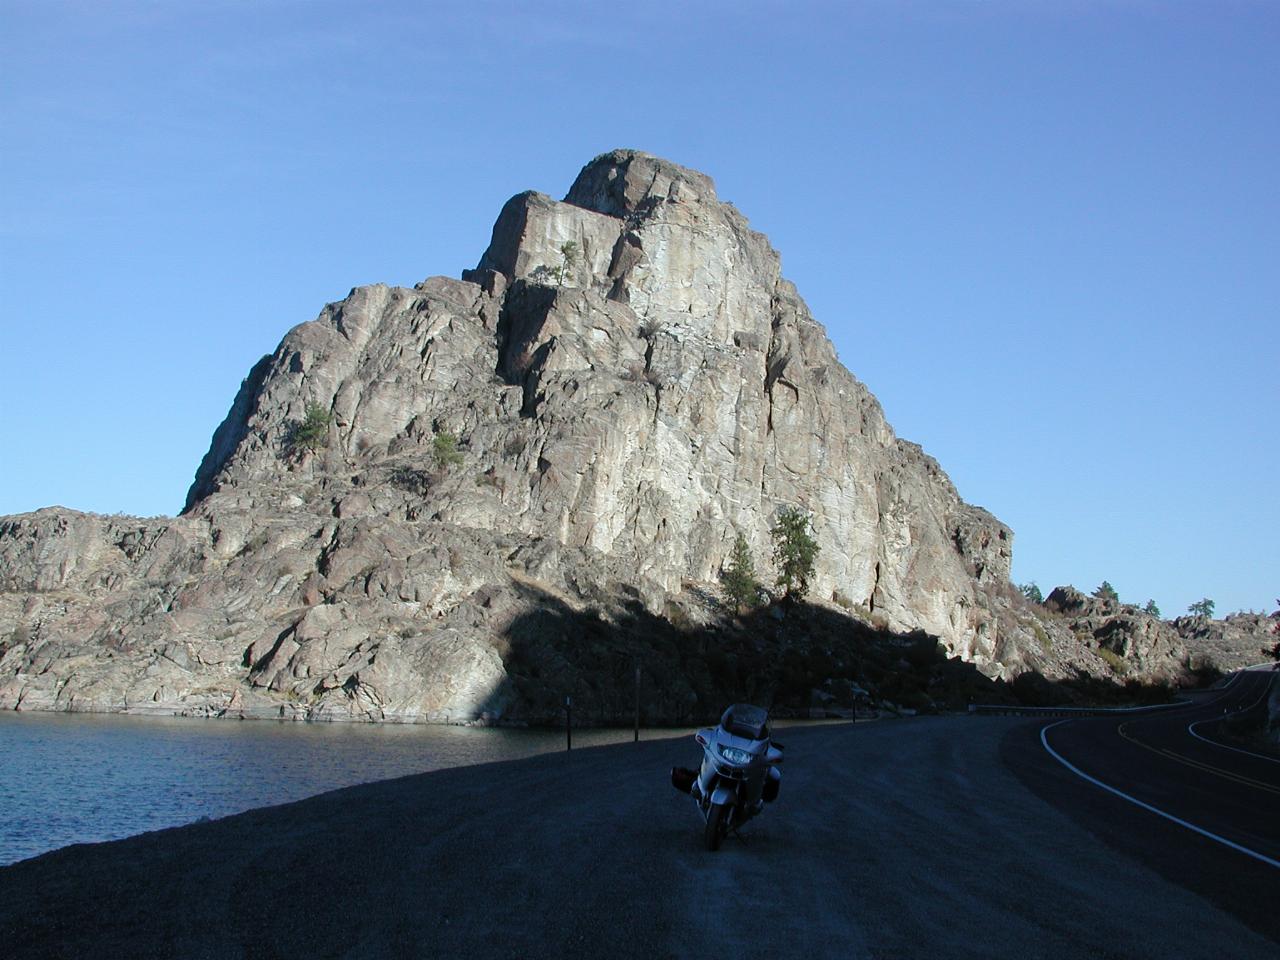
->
1268;680;1280;749
1039;586;1271;683
1172;612;1278;672
0;151;1268;723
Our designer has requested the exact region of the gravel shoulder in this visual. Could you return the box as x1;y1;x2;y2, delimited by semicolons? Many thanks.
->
1;716;1274;959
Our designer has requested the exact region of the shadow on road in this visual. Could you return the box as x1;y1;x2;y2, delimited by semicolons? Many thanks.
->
1000;717;1279;945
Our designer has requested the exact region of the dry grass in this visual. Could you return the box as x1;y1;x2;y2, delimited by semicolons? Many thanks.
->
1098;647;1128;675
1032;621;1051;654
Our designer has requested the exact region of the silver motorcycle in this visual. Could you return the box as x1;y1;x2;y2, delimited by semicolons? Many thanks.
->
670;703;784;851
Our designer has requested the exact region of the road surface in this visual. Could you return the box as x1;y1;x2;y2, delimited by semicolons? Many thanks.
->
1018;668;1278;938
1;673;1276;958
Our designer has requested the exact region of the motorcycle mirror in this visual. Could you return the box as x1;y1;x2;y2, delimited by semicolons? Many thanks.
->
695;733;707;747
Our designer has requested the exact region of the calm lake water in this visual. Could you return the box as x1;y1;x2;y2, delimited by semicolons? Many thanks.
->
0;711;689;866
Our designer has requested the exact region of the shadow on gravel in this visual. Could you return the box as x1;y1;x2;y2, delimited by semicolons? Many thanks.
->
489;584;1209;727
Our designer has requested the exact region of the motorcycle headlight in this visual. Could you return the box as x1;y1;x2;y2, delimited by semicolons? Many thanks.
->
718;744;753;765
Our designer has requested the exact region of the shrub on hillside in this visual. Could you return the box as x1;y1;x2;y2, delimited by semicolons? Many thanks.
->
284;403;332;458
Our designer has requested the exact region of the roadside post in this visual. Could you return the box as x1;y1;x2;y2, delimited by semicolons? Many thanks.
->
565;695;572;751
634;664;641;742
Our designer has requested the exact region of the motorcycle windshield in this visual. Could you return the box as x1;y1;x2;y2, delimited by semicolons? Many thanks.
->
720;703;770;741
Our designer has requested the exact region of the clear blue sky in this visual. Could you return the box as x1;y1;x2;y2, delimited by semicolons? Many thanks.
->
2;1;1276;616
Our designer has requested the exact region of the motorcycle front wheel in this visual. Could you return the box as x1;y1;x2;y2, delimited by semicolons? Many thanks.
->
704;802;729;851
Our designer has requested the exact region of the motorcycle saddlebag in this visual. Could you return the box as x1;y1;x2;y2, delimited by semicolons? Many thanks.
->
671;766;698;795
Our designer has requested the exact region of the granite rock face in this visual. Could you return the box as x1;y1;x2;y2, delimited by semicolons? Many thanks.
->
0;151;1266;722
1040;587;1271;683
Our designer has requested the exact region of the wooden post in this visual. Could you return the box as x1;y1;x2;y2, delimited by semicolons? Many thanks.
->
634;664;641;742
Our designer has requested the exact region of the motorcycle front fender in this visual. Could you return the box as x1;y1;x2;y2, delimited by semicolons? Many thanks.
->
709;784;737;807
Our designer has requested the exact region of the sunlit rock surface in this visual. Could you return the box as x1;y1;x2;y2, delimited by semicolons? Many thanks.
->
1;151;1269;722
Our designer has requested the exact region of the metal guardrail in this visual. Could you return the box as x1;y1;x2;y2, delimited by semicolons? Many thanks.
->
968;699;1187;718
969;668;1279;718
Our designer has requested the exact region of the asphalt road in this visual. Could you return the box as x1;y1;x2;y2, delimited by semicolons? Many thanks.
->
1017;668;1279;938
1;680;1276;959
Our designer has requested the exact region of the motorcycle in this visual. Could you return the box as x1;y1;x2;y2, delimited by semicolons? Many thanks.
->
670;703;784;851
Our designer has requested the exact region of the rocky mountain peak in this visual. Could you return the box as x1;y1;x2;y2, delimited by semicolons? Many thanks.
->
564;149;721;218
468;148;782;354
4;151;1267;725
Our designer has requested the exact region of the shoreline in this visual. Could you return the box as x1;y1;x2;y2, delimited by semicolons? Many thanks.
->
0;707;872;867
0;699;873;729
2;717;1274;958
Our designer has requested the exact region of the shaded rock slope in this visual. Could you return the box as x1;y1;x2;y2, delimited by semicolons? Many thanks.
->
0;151;1270;723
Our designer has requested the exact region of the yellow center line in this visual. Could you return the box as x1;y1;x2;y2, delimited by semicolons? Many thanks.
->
1117;722;1280;796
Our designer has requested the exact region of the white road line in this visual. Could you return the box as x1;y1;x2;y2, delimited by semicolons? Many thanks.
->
1188;722;1280;766
1039;720;1280;871
972;670;1252;719
1187;673;1280;766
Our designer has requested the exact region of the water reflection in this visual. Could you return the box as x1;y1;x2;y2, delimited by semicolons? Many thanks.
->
0;712;689;866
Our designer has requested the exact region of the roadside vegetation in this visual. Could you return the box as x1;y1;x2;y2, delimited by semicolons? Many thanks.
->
717;505;821;611
720;533;761;614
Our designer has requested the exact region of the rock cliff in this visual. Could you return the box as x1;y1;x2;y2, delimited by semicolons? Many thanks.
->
0;151;1268;722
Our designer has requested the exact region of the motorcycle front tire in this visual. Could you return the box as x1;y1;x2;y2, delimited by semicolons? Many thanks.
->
704;802;728;851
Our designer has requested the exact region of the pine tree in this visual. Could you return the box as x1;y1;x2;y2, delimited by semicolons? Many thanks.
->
1019;582;1044;604
770;506;820;601
557;241;578;286
1093;581;1119;602
1143;599;1161;618
286;402;332;458
720;533;760;613
432;431;464;469
1187;598;1215;618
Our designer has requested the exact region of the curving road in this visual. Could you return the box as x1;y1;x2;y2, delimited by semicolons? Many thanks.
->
1021;668;1279;938
1;676;1276;959
1041;670;1278;864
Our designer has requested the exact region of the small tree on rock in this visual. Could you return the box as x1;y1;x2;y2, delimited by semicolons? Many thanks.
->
286;402;332;459
432;431;464;469
1093;581;1119;603
720;533;760;614
771;505;820;602
1143;599;1162;618
557;240;578;286
1019;582;1044;604
1187;598;1215;618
